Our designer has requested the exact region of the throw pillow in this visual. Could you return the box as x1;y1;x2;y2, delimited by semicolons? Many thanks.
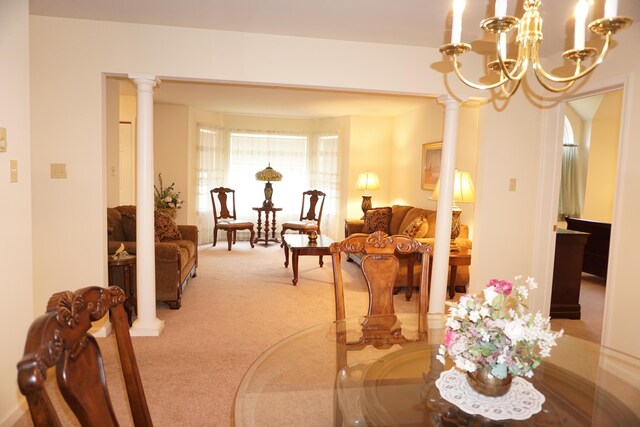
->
362;207;392;234
401;215;428;238
154;210;182;242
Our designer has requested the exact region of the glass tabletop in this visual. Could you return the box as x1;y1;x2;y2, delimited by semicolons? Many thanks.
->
283;233;334;248
233;313;640;426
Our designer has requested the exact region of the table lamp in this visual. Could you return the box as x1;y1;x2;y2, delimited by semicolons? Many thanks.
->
255;163;283;207
430;170;475;251
355;171;381;217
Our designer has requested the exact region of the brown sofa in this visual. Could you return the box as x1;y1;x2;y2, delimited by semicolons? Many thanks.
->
344;205;471;297
107;205;198;309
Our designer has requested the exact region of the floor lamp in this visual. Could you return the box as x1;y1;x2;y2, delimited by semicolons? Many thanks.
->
430;170;475;251
355;171;380;218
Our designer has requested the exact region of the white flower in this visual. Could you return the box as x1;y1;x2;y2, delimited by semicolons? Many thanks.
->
504;320;525;342
164;196;172;203
436;354;445;364
469;310;480;322
483;287;499;304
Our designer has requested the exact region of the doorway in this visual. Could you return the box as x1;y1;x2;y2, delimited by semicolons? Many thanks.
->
551;90;623;343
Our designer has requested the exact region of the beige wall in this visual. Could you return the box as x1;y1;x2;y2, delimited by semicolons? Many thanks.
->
347;116;393;218
154;104;190;224
0;1;33;424
582;91;622;222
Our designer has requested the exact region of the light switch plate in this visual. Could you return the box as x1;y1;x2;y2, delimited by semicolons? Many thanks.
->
51;163;67;179
10;160;17;183
509;178;517;192
0;128;7;152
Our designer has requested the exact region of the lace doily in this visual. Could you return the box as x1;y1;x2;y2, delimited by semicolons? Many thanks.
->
435;368;545;421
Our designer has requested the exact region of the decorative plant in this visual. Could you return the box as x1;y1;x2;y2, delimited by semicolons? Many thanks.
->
437;276;563;379
154;173;183;210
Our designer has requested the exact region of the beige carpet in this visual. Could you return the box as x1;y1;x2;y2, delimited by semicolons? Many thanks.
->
14;246;602;426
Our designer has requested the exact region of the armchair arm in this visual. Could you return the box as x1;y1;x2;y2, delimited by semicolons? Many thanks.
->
155;242;181;262
178;225;198;246
344;219;365;237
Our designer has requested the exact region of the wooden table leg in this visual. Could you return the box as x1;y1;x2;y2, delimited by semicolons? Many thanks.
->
263;211;271;244
255;211;263;243
319;255;324;267
448;265;458;299
292;248;299;286
405;254;415;301
271;212;278;241
284;243;290;267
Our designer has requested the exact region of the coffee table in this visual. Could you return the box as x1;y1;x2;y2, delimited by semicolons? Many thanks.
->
283;234;334;285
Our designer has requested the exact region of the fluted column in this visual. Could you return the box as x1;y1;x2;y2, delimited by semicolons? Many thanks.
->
128;73;164;336
428;96;460;316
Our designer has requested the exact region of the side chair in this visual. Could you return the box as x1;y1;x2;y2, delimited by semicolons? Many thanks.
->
280;189;326;246
210;187;256;251
329;231;432;425
17;286;152;427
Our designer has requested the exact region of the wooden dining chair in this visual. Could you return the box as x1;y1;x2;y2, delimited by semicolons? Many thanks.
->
210;187;256;251
329;231;431;426
17;286;152;427
279;189;326;246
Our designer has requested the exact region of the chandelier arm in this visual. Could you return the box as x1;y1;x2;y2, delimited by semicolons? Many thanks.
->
496;42;530;82
533;34;611;84
500;78;522;97
534;71;577;93
452;57;508;90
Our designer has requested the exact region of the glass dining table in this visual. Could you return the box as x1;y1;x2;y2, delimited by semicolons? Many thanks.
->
233;313;640;426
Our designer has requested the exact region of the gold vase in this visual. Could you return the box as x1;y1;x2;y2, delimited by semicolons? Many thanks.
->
466;367;512;397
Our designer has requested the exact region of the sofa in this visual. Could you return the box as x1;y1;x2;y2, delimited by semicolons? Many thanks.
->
107;205;198;309
344;205;472;297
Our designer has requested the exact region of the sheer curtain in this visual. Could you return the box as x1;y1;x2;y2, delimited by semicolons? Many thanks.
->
197;127;342;243
308;133;341;239
559;117;582;220
229;131;309;240
197;125;228;244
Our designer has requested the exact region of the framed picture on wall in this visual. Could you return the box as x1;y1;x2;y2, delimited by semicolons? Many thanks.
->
422;142;442;190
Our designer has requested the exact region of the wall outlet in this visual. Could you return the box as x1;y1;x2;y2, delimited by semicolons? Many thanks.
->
0;128;7;152
10;160;17;183
51;163;67;179
509;178;517;192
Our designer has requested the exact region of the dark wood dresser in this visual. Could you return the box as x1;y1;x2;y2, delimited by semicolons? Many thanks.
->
550;229;590;319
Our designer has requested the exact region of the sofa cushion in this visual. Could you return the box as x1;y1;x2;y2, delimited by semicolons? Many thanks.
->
362;207;392;234
399;208;434;238
121;212;137;241
401;214;429;238
154;210;182;242
107;208;125;242
390;205;414;235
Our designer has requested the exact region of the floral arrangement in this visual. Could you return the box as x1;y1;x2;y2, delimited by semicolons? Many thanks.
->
437;276;563;379
154;173;183;210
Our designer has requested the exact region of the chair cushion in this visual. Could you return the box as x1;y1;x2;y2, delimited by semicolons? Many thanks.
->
154;210;182;242
283;221;317;231
362;207;392;234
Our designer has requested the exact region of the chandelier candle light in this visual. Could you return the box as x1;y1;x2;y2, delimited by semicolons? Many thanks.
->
255;163;283;208
440;0;633;97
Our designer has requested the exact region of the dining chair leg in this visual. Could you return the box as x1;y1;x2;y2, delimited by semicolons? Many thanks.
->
212;227;218;247
226;230;233;251
249;227;256;248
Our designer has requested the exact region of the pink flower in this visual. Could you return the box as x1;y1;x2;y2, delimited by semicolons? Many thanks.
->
487;279;513;295
444;329;456;348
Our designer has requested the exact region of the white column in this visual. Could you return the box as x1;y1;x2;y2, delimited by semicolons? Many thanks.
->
128;73;165;337
429;96;460;315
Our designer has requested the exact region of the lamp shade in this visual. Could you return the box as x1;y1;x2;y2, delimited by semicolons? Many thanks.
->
255;164;283;182
430;170;475;203
355;172;381;193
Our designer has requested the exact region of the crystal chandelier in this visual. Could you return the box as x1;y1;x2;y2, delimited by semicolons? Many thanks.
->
439;0;633;97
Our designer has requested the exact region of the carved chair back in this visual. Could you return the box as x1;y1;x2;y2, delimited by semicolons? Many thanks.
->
210;187;238;224
330;231;431;321
17;286;152;427
299;190;326;232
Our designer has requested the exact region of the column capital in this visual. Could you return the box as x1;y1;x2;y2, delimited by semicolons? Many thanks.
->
128;73;161;87
437;95;460;109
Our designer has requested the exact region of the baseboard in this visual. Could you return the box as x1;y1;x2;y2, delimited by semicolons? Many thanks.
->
0;398;28;427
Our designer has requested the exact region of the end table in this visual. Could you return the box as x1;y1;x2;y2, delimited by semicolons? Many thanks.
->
429;250;472;299
107;254;137;325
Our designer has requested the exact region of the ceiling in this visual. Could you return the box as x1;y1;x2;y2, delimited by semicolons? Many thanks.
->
32;0;638;118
